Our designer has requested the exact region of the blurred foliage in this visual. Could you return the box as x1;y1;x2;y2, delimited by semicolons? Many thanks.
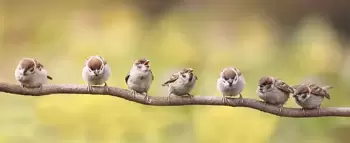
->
1;0;350;143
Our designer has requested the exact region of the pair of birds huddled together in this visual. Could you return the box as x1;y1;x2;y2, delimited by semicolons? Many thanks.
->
14;56;333;112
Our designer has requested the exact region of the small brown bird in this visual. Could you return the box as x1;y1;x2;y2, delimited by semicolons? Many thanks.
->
256;76;294;113
125;58;154;102
293;83;333;113
82;55;111;92
217;67;246;103
15;58;53;88
162;68;198;102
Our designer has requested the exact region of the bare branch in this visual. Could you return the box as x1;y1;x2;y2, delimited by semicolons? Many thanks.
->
0;83;349;118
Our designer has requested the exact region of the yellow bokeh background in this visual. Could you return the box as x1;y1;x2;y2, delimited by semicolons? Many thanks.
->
1;1;350;143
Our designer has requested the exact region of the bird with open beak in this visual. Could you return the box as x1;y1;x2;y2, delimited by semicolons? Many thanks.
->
125;58;154;102
162;68;198;102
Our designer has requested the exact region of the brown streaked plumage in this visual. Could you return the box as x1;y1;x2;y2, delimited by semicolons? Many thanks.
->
275;79;294;94
294;84;332;99
88;57;103;70
309;84;331;99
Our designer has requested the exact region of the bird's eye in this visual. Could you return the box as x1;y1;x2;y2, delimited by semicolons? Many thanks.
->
29;68;34;72
145;65;150;68
137;65;142;69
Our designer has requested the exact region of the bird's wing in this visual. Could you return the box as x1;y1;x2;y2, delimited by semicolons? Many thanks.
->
33;59;53;80
125;73;130;84
150;70;154;80
310;84;331;99
33;59;44;70
162;73;179;86
274;79;294;94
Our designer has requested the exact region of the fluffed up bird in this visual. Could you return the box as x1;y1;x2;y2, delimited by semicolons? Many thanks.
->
82;55;111;92
162;68;198;102
293;83;333;113
217;67;246;103
15;58;53;89
256;76;294;113
125;58;154;102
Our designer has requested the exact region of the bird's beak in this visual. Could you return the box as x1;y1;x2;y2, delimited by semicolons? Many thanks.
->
144;60;150;66
94;70;99;76
22;69;27;76
228;81;233;86
228;79;233;86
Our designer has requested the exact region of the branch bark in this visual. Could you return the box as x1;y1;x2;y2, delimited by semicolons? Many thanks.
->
0;83;348;118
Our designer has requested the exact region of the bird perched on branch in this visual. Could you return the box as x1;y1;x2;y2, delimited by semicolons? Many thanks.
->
256;76;294;113
217;67;246;103
125;58;154;102
15;58;53;89
293;83;333;113
82;55;111;92
162;68;198;102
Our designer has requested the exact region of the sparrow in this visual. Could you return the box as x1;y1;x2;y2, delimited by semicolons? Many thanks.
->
15;58;53;89
125;58;154;102
293;83;332;114
82;55;111;92
162;68;198;102
217;67;246;104
256;76;294;113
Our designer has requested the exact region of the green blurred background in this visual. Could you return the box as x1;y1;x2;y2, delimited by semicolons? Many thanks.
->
2;0;350;143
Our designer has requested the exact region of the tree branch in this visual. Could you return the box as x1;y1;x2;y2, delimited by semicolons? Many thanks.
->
0;83;348;118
